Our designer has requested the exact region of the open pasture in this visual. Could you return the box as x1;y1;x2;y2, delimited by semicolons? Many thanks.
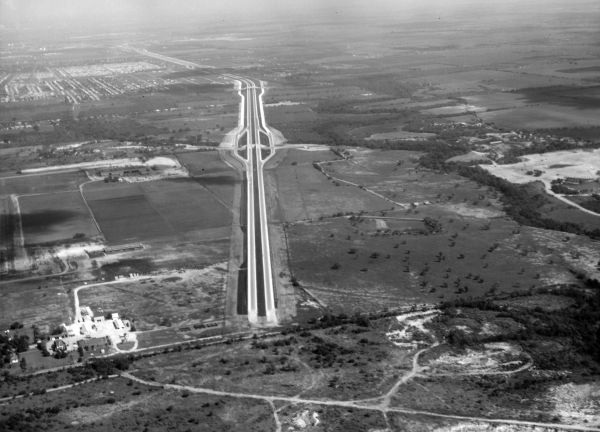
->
286;211;572;314
321;148;500;207
0;279;71;329
280;147;594;313
79;266;227;331
264;104;323;143
267;149;390;222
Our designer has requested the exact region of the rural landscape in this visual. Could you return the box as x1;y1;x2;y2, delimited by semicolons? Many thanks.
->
1;0;600;431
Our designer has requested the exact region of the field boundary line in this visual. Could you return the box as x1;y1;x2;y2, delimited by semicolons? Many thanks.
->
78;179;103;237
314;160;409;209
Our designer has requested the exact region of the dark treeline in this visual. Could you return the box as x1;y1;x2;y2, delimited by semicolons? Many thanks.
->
441;285;600;369
455;165;600;239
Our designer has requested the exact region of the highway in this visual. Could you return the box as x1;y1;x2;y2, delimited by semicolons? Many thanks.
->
225;74;277;324
114;47;278;325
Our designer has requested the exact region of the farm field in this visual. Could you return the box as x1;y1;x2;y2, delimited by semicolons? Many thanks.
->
176;151;235;176
0;171;87;196
19;191;100;245
175;150;240;209
84;178;233;244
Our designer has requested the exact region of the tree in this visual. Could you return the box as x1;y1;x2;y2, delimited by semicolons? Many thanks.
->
9;322;23;330
13;336;29;353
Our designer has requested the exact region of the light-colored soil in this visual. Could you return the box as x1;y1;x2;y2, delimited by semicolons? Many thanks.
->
479;105;600;129
441;203;504;219
446;151;492;164
483;149;600;185
547;381;600;426
425;342;529;376
365;129;437;141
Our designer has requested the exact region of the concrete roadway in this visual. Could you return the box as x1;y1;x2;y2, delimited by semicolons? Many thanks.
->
225;74;277;325
115;47;278;325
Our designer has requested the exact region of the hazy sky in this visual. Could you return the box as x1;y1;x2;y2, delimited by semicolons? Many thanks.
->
1;0;598;34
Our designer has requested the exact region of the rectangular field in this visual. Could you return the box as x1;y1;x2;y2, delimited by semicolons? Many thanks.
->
0;171;87;196
176;151;234;176
19;191;100;245
86;194;167;243
84;178;233;244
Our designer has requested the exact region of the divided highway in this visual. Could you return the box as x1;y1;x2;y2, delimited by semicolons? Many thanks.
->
116;45;279;325
225;75;277;324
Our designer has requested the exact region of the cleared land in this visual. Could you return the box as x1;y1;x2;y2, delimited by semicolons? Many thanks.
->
0;278;71;329
84;178;233;244
78;265;227;331
276;149;596;314
266;149;391;222
20;191;100;245
0;171;87;195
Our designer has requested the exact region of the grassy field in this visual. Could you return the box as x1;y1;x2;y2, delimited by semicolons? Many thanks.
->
319;148;503;207
285;213;573;313
480;104;600;130
0;171;87;196
266;149;391;222
20;191;100;245
276;149;594;314
0;278;71;329
79;266;227;331
0;377;275;432
176;151;235;176
176;150;239;210
84;178;233;244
